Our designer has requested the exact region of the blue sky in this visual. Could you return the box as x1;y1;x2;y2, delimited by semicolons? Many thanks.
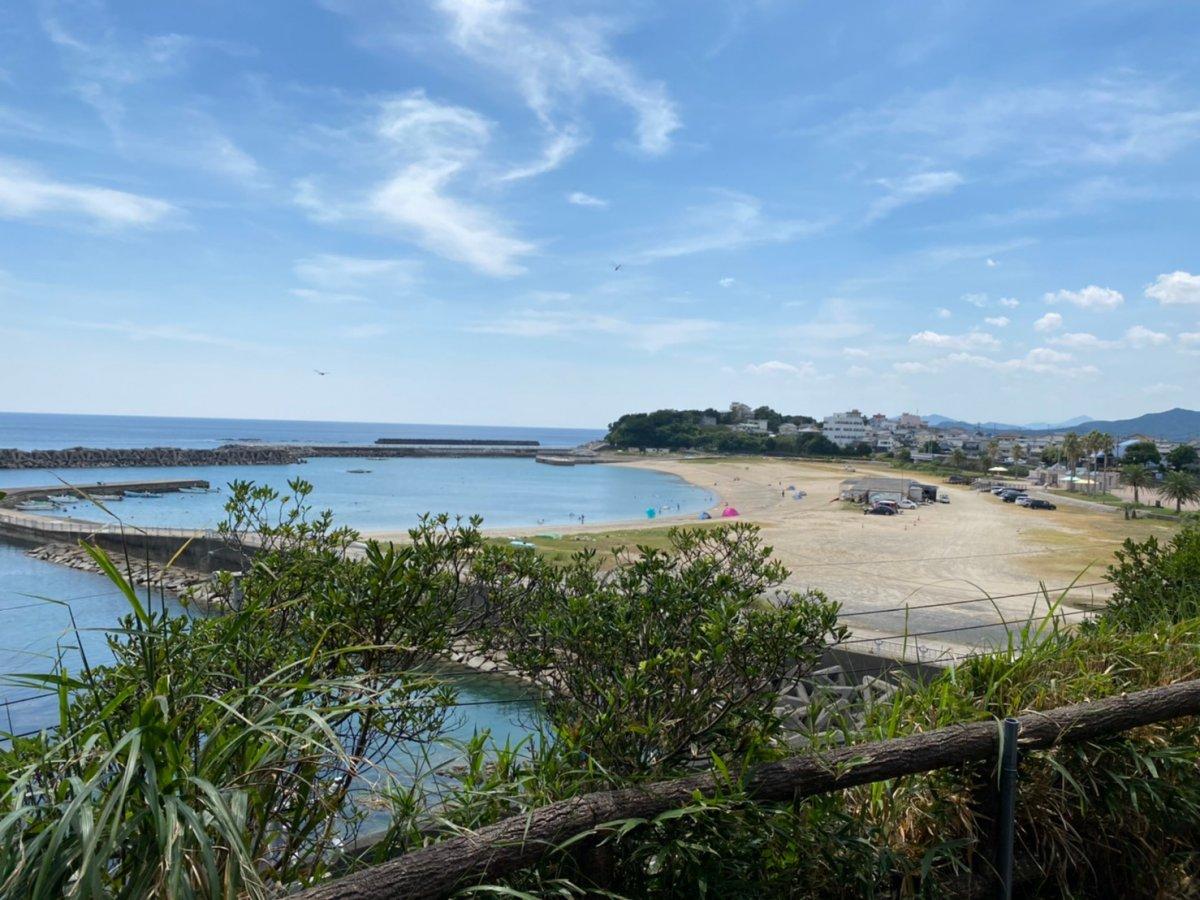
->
1;0;1198;428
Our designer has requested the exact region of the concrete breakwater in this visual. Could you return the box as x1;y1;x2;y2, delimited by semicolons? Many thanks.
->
0;445;305;469
26;542;221;609
0;443;544;470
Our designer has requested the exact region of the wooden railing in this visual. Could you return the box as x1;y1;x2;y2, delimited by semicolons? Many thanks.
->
296;680;1200;899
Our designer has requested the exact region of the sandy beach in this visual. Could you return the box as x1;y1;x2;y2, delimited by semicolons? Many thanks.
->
404;455;1180;661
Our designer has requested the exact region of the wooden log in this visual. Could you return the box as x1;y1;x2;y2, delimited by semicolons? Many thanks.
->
296;680;1200;900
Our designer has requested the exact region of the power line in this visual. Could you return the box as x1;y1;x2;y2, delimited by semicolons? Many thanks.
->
838;581;1108;618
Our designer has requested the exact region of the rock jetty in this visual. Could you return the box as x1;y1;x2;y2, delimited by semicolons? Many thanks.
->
26;542;224;610
0;445;306;469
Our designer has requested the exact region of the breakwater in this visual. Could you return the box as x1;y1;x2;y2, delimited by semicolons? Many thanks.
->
0;445;305;469
0;478;210;506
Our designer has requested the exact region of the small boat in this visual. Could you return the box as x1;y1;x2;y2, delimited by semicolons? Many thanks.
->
124;491;163;499
346;469;372;474
92;494;123;501
16;500;57;511
179;486;211;494
48;494;78;503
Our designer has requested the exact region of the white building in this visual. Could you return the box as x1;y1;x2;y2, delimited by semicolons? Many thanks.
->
822;410;868;448
778;422;799;435
733;419;770;434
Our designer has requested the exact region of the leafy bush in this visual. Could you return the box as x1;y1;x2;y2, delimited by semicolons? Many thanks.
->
1096;524;1200;630
483;523;844;777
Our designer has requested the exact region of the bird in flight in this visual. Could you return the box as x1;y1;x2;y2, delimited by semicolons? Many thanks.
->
314;369;329;376
613;263;622;271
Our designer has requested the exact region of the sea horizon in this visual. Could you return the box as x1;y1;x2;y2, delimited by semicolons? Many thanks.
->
0;410;607;451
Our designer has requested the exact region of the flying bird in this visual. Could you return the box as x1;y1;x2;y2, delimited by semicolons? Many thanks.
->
613;263;623;271
314;369;329;376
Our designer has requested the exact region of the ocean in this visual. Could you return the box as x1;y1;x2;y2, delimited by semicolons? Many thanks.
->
0;411;605;450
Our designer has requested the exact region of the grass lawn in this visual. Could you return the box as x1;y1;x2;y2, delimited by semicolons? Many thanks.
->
485;520;725;564
1048;488;1181;516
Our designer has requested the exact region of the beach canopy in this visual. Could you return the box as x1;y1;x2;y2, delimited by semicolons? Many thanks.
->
721;506;740;518
698;511;712;520
646;507;656;518
988;466;1009;473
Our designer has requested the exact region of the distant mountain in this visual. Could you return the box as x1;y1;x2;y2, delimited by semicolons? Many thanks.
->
926;409;1200;441
925;414;1094;432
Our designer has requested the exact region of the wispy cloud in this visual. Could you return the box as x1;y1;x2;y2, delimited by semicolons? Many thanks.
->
1124;324;1169;348
984;316;1010;327
296;92;535;277
1049;331;1118;350
566;190;608;208
0;158;174;227
896;347;1095;379
867;170;963;222
432;0;681;161
471;309;718;351
636;191;822;261
73;320;256;350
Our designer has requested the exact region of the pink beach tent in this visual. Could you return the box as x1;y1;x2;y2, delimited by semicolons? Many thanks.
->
721;506;740;518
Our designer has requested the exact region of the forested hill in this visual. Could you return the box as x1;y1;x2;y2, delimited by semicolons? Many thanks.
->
605;408;856;455
1044;408;1200;441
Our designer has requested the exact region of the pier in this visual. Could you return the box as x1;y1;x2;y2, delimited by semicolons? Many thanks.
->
0;479;210;508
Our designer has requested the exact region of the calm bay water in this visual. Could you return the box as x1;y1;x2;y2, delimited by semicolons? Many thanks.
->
0;412;705;736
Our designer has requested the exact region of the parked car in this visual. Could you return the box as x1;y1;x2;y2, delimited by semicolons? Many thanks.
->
991;487;1007;495
1016;496;1033;507
938;494;950;503
1028;498;1057;510
1002;492;1027;503
897;498;918;509
866;504;897;515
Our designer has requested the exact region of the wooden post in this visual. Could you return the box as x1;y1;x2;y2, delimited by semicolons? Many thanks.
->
995;718;1019;900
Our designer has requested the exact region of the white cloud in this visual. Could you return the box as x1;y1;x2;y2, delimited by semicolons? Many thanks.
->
636;191;821;261
893;360;936;375
867;170;963;222
472;309;717;351
984;316;1010;327
1180;332;1200;346
908;329;999;350
986;258;998;267
1124;324;1169;348
962;292;988;308
846;365;873;377
294;254;416;290
1043;285;1124;309
998;297;1020;308
1145;271;1200;306
1049;331;1118;350
895;346;1095;379
434;0;680;159
74;321;255;350
298;92;535;277
719;277;736;288
744;360;817;377
936;307;952;319
1142;382;1181;396
567;191;607;208
0;158;174;227
1034;312;1063;332
842;347;870;358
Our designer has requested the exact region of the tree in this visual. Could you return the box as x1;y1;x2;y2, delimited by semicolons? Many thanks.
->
949;448;967;469
1084;430;1106;494
485;524;844;776
1167;445;1199;472
1061;432;1082;491
1123;441;1161;467
895;447;913;464
1121;465;1155;505
1011;442;1026;464
1159;471;1200;513
1100;524;1200;630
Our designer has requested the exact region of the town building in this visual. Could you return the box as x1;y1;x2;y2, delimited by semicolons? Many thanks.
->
822;410;868;448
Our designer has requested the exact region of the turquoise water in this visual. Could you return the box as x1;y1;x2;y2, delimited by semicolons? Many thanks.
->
0;456;714;532
0;543;537;742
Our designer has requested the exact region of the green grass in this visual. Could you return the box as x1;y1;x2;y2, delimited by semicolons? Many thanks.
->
486;521;724;564
1049;488;1181;515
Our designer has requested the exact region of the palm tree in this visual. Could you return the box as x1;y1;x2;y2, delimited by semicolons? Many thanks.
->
1121;464;1155;505
1061;432;1082;492
1011;442;1025;466
1099;432;1115;493
1159;471;1200;513
1084;430;1106;494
